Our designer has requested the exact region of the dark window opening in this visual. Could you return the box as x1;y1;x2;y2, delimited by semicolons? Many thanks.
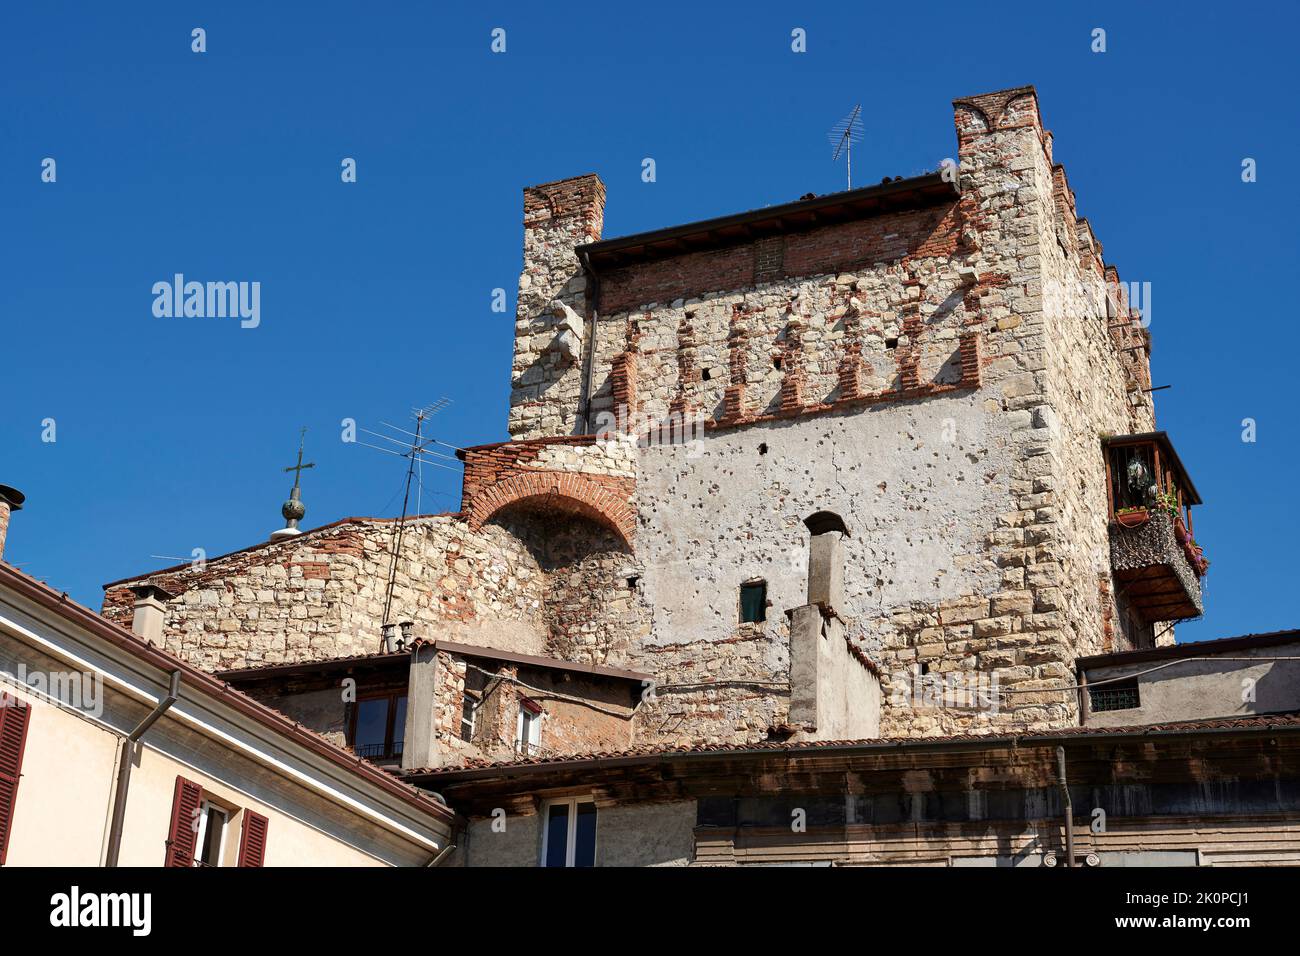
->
350;692;407;760
701;368;712;381
773;356;782;370
885;337;899;350
758;443;768;456
543;798;597;867
626;575;640;589
740;581;767;624
1089;679;1140;713
1108;443;1159;514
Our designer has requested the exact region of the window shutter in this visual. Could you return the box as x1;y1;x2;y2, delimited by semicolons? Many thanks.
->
237;811;269;867
163;776;203;867
0;701;32;866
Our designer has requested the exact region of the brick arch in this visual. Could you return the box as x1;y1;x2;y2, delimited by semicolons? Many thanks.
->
466;471;635;547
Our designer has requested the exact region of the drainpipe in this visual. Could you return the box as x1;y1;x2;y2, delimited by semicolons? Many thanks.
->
1056;745;1075;868
425;843;457;867
105;670;182;867
577;248;601;434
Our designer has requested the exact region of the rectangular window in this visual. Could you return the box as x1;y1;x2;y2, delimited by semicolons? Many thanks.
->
460;691;477;742
516;699;542;756
195;801;228;867
541;797;597;867
740;581;767;624
350;693;407;760
1089;679;1141;713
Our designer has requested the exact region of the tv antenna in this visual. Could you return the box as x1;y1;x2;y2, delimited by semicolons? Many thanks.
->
354;399;459;647
829;104;863;190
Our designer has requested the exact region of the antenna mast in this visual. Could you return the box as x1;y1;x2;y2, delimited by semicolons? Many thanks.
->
830;104;863;190
354;399;455;650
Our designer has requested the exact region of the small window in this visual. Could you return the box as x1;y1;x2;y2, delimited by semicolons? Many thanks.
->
350;692;408;761
701;367;712;381
195;802;228;868
542;797;598;867
740;581;767;624
516;699;543;756
773;356;783;370
1089;679;1140;713
885;337;899;350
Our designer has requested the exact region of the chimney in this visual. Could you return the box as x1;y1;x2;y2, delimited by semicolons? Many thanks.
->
129;584;174;643
510;174;606;440
0;485;25;561
804;510;850;614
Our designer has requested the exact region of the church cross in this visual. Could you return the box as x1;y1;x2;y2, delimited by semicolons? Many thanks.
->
284;427;315;489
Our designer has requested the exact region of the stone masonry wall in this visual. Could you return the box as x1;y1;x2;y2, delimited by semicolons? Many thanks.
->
103;516;551;671
103;506;642;675
433;651;637;765
510;175;605;439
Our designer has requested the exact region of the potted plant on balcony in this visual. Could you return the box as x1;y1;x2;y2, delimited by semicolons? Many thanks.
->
1159;490;1181;521
1115;506;1149;528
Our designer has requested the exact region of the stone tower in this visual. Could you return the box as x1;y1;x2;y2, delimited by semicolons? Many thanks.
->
104;87;1204;759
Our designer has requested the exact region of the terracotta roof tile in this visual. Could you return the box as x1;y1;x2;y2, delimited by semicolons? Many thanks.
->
402;711;1300;778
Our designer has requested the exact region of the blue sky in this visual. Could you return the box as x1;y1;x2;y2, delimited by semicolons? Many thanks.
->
1;2;1295;644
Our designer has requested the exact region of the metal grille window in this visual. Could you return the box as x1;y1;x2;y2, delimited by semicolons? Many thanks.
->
1089;679;1141;712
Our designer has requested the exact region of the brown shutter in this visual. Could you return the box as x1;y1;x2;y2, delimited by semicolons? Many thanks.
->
163;775;203;867
236;811;269;867
0;701;32;866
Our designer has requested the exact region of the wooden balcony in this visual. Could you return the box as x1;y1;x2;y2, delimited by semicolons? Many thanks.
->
1110;507;1203;622
1104;433;1206;624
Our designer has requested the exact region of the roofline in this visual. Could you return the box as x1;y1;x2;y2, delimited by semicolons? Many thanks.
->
1102;431;1202;505
430;639;652;684
0;561;453;824
405;714;1300;785
101;512;464;589
576;172;959;270
1078;629;1300;670
217;650;414;682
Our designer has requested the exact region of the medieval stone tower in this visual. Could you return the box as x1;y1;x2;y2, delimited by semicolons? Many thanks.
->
103;87;1204;763
503;84;1188;739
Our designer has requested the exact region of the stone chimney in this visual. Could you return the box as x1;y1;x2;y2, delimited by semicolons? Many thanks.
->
510;173;606;440
129;584;174;643
0;485;25;561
